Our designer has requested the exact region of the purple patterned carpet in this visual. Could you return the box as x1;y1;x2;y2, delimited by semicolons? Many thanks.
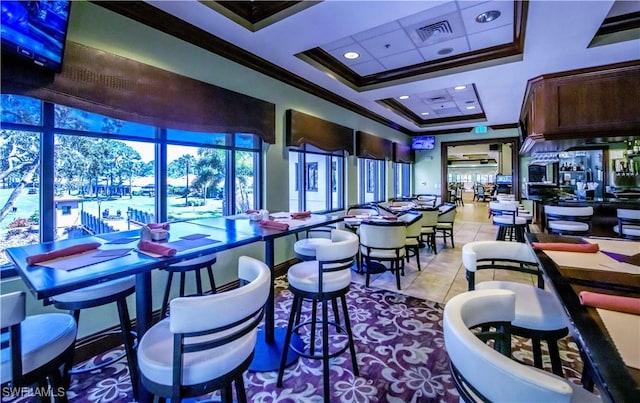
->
8;277;586;402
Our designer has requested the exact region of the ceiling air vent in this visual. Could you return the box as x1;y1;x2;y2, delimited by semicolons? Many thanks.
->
415;20;453;42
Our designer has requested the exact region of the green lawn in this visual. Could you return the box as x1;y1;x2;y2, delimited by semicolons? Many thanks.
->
0;189;223;230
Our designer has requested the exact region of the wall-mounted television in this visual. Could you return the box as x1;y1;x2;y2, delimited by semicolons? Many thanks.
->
1;1;71;72
495;175;513;185
411;135;436;150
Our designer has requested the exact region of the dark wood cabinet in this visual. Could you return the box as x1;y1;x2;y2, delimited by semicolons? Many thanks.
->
520;60;640;153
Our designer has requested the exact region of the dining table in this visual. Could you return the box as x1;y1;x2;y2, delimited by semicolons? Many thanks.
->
526;233;640;402
5;212;342;401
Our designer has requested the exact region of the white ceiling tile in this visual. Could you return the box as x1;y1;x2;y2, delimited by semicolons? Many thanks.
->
359;29;416;58
418;37;470;61
461;0;514;35
322;36;356;51
398;2;459;28
378;49;425;70
349;59;387;76
326;43;375;66
352;20;403;42
467;24;513;50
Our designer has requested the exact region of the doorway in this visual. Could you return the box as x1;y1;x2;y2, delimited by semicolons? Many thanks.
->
440;137;520;202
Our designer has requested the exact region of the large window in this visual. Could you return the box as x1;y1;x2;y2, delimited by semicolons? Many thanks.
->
393;162;411;198
359;158;386;203
0;94;262;265
289;149;344;213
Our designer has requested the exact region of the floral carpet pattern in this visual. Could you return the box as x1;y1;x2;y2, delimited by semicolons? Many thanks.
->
9;278;585;402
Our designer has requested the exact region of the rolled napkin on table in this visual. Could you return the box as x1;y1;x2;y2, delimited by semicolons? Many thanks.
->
138;240;176;257
148;222;170;230
245;209;260;214
532;242;599;253
290;211;312;219
26;242;101;265
259;220;289;231
579;291;640;315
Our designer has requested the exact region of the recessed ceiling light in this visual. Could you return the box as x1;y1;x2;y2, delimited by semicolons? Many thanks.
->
420;112;429;116
454;85;467;91
466;105;476;110
476;10;501;23
343;51;360;60
437;47;454;55
399;95;410;100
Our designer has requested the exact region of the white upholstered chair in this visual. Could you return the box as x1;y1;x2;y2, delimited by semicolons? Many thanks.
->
277;229;359;398
436;204;457;248
400;212;423;270
544;205;593;236
1;291;77;401
462;241;569;377
613;208;640;239
415;208;439;254
137;256;270;403
359;221;407;290
443;289;600;403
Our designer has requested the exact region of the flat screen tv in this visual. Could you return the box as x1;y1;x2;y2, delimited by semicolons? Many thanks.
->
411;135;436;150
1;1;71;72
495;175;513;185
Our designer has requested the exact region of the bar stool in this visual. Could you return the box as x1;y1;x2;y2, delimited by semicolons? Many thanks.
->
489;201;527;242
160;253;218;318
400;212;423;270
1;291;77;400
50;276;139;399
463;241;569;377
294;227;333;261
277;229;360;401
613;208;640;239
544;205;593;236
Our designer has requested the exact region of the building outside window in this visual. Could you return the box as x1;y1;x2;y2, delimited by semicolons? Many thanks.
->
359;158;385;203
289;148;344;213
0;94;262;266
393;162;411;198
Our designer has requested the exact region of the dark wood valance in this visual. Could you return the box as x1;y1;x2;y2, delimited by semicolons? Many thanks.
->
393;142;414;163
1;42;276;143
285;109;353;154
356;131;392;160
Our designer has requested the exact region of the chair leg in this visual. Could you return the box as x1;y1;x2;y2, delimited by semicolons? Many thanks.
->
547;339;564;377
62;310;81;388
331;298;342;332
277;295;301;387
395;260;402;290
195;270;203;295
116;298;139;401
450;230;455;248
206;265;217;294
340;295;359;376
310;301;318;354
236;375;248;403
221;384;233;403
179;273;186;297
161;272;174;319
321;298;331;400
415;246;421;271
531;337;543;369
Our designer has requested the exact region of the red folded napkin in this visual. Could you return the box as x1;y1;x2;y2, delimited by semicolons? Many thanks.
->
290;211;311;219
245;209;260;214
343;215;355;218
532;242;599;253
26;242;101;265
381;216;398;221
259;220;289;231
138;240;176;257
579;291;640;315
148;222;170;230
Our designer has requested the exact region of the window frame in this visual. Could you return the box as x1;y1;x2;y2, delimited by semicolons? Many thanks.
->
289;148;344;214
358;157;386;204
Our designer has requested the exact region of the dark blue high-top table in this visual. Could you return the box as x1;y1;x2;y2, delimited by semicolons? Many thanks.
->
5;213;342;400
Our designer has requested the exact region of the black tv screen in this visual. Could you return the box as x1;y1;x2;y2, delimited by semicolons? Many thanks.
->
1;1;71;72
411;135;436;150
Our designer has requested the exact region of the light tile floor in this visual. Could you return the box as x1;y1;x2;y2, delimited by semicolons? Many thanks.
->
353;194;540;304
